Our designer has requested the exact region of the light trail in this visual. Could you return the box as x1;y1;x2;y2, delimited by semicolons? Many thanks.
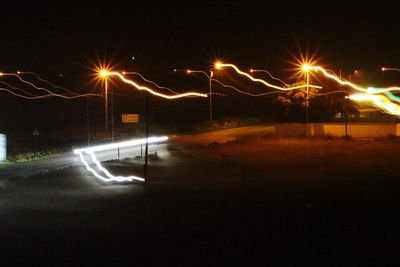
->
214;63;322;91
302;65;400;94
100;71;207;99
348;93;400;116
249;69;290;86
0;81;37;96
74;136;168;183
307;90;349;96
0;87;56;99
122;71;179;95
186;69;277;97
17;71;80;96
0;72;101;99
300;64;400;116
384;91;400;103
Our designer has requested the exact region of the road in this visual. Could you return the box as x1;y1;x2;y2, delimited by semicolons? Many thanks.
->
0;142;167;179
0;125;275;179
0;128;398;265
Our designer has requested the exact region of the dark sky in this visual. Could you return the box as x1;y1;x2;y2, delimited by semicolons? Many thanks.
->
1;1;399;131
1;1;399;73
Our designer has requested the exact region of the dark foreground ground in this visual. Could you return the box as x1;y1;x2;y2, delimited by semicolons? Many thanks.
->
0;137;399;265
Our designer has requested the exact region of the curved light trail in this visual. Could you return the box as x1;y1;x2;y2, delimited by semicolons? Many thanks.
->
0;72;101;99
302;64;400;116
17;71;80;96
187;69;278;97
303;65;400;94
100;71;207;99
74;136;168;183
122;71;179;95
250;69;290;86
215;63;322;91
0;81;37;96
349;93;400;116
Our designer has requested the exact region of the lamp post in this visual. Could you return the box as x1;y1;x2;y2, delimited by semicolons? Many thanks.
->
301;64;311;137
99;69;114;141
176;67;214;121
209;70;213;121
339;68;359;138
104;79;109;132
306;71;310;136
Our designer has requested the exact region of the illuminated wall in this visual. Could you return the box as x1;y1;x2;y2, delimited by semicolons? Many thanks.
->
0;134;5;163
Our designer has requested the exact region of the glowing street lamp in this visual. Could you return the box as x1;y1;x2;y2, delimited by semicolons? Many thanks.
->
175;66;215;121
98;69;111;135
301;64;312;137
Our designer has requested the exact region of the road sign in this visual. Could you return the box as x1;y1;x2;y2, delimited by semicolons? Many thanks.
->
122;114;139;123
33;128;40;136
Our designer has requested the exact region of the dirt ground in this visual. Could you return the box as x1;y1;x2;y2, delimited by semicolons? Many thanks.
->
1;136;399;265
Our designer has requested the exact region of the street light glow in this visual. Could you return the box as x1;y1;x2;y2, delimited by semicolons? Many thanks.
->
214;61;223;70
301;64;312;72
99;69;110;78
101;71;207;99
215;63;321;91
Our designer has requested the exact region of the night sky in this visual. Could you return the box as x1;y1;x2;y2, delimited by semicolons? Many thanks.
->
1;1;399;131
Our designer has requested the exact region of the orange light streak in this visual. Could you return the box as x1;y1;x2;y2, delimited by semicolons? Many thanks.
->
249;69;290;86
304;65;400;94
17;71;80;96
1;73;101;99
214;63;322;91
187;69;282;97
122;71;179;95
100;71;207;99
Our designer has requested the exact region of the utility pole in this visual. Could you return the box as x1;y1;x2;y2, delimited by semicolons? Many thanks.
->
86;97;90;146
209;70;213;121
111;83;114;142
104;79;109;132
306;72;310;137
144;94;149;180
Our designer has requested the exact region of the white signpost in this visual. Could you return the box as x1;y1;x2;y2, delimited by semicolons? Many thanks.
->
0;134;6;163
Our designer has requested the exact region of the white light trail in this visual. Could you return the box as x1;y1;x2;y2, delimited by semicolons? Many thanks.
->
74;136;168;183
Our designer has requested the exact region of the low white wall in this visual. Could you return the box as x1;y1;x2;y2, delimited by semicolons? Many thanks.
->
274;123;400;137
0;134;6;163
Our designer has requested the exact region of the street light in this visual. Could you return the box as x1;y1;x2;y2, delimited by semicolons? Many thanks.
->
301;64;311;137
98;69;113;140
175;66;215;121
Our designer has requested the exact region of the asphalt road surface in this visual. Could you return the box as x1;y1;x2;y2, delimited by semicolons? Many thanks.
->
0;143;167;179
0;129;398;266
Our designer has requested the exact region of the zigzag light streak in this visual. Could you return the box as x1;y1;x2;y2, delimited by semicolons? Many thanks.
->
304;65;400;94
101;71;207;99
122;71;179;95
0;81;37;96
0;73;101;99
187;70;277;97
74;136;168;183
349;93;400;116
17;71;80;96
215;63;322;91
0;87;57;99
250;69;290;86
301;65;400;116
